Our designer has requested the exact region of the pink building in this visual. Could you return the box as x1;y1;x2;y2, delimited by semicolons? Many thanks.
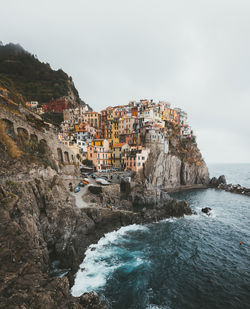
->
124;147;150;172
87;139;111;171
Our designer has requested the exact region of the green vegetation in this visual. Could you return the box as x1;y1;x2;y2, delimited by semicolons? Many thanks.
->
0;43;80;103
0;120;22;159
5;180;18;187
82;159;94;167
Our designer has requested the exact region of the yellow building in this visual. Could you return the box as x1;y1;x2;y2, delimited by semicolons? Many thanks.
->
82;112;100;129
162;108;179;124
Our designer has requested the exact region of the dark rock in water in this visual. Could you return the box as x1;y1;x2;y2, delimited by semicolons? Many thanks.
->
218;175;227;185
88;185;102;195
209;177;218;186
79;292;105;308
209;175;227;187
217;182;250;196
202;207;212;215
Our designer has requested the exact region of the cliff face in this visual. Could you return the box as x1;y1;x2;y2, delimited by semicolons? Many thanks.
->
143;125;209;189
144;153;209;189
0;166;194;308
0;168;115;308
0;104;194;308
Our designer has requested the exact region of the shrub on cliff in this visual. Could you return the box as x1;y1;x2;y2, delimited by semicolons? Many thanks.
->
0;120;22;159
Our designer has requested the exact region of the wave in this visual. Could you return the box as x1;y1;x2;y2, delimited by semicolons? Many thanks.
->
71;224;149;297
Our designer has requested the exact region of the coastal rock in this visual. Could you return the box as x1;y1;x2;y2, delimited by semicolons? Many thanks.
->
144;152;209;189
209;175;227;187
79;292;106;309
217;183;250;196
202;207;212;215
0;105;201;308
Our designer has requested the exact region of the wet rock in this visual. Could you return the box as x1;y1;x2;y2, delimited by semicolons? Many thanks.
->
202;207;212;215
79;292;106;309
217;182;250;196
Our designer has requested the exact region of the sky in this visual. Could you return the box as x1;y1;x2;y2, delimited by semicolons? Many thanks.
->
1;0;250;163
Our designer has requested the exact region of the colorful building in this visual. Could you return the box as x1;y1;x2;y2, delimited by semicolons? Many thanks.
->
87;139;111;171
82;112;101;129
124;147;150;172
43;97;69;113
112;143;129;169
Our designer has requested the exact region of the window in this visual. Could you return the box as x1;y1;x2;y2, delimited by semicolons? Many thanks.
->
142;157;145;160
138;156;140;160
138;163;141;166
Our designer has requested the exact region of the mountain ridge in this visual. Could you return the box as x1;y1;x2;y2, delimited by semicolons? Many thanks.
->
0;42;81;105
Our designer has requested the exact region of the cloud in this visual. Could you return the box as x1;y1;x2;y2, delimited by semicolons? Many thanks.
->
1;0;250;163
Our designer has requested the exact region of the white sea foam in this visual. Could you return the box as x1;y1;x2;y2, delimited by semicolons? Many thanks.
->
71;224;148;297
159;217;178;223
146;305;171;309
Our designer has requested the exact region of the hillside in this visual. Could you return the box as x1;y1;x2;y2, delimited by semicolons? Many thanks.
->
0;42;80;104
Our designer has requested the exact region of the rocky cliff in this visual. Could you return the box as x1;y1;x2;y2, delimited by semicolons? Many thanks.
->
142;124;209;190
0;167;193;309
0;103;196;308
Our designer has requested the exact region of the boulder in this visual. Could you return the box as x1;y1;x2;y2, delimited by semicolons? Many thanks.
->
202;207;212;215
209;175;227;187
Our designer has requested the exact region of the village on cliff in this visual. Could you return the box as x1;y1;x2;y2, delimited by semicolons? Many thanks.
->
26;98;193;172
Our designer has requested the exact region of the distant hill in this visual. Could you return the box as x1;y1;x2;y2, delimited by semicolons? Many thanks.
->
0;42;81;104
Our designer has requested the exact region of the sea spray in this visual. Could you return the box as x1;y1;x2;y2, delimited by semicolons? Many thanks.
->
71;224;149;297
74;188;250;309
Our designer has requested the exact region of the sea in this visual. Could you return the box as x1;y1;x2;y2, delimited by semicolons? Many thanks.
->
71;163;250;309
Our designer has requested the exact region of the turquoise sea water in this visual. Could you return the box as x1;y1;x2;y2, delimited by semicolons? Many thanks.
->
71;164;250;309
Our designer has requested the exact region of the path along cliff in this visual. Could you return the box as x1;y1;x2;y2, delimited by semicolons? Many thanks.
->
0;101;208;308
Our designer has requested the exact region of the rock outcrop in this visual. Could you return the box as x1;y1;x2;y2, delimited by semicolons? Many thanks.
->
0;93;200;308
209;175;250;196
0;167;194;308
202;207;212;215
209;175;227;187
143;152;209;189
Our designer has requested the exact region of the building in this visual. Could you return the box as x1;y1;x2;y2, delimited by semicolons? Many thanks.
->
43;97;69;113
26;101;38;108
174;108;188;126
124;147;150;172
81;112;101;129
112;143;129;169
87;139;111;171
119;116;137;135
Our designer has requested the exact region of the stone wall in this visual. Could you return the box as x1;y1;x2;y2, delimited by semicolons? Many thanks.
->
0;108;78;166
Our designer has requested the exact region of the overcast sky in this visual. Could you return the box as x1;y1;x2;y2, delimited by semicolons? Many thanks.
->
1;0;250;164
